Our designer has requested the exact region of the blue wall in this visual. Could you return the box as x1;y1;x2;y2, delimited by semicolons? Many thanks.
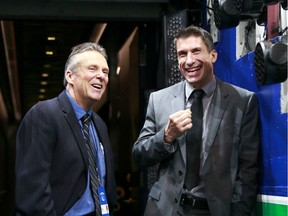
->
214;27;287;197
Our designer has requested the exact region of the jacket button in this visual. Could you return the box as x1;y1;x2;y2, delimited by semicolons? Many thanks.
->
178;170;183;176
174;198;178;203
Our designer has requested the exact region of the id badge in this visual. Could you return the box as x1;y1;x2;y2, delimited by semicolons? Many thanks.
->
98;186;110;216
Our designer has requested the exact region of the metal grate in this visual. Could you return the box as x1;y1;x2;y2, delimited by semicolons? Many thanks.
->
254;42;266;85
163;10;188;86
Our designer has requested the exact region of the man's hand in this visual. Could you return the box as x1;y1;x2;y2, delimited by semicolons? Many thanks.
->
164;109;192;143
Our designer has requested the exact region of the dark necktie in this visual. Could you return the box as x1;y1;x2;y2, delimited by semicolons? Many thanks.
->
184;89;205;190
81;114;101;215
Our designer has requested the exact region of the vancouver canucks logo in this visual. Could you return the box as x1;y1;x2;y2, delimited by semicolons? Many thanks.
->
100;192;106;202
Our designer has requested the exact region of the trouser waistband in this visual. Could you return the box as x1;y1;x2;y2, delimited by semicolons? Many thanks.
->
180;194;209;210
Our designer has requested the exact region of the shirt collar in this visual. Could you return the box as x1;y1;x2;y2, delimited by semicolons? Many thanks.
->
185;76;216;102
65;90;92;121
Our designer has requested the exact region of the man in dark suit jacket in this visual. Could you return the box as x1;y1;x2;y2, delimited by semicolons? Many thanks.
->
132;26;260;216
15;42;117;215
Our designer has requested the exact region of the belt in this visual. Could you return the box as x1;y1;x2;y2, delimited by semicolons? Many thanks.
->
180;194;209;210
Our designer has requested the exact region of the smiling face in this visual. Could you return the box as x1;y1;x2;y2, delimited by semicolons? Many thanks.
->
176;36;217;89
65;50;109;111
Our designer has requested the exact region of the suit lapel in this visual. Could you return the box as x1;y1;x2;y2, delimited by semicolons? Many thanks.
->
202;80;230;167
58;91;89;170
171;81;187;163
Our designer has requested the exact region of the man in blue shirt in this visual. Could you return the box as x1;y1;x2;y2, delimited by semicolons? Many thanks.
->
15;42;117;215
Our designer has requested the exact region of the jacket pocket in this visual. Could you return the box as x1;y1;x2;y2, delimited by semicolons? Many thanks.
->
149;182;161;201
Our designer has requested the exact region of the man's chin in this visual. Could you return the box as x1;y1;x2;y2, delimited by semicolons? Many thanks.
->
89;94;102;102
186;77;199;84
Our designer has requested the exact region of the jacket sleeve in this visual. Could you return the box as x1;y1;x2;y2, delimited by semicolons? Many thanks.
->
231;93;260;215
15;103;57;216
132;93;177;169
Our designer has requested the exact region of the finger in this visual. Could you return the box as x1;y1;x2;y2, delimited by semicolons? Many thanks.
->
170;109;191;118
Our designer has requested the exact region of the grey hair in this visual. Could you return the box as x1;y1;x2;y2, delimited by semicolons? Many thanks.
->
63;42;108;87
173;25;214;52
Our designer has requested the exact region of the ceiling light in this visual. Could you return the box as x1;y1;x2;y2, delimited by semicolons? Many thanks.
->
38;95;45;99
45;51;53;55
42;73;49;77
47;36;56;41
40;81;48;85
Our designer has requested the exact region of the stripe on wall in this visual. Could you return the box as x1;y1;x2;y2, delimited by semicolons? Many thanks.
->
257;194;288;205
257;194;288;216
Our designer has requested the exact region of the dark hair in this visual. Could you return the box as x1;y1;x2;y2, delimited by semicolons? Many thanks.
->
63;42;108;87
174;25;214;52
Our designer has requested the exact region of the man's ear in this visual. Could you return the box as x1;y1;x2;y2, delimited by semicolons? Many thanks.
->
210;49;218;63
65;70;74;84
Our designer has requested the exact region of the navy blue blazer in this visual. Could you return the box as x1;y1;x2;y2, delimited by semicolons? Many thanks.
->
15;90;117;215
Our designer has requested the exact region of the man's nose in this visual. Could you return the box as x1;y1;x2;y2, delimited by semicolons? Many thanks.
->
96;71;105;79
186;52;195;65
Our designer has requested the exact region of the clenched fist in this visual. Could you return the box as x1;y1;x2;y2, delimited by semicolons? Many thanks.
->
164;109;192;143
